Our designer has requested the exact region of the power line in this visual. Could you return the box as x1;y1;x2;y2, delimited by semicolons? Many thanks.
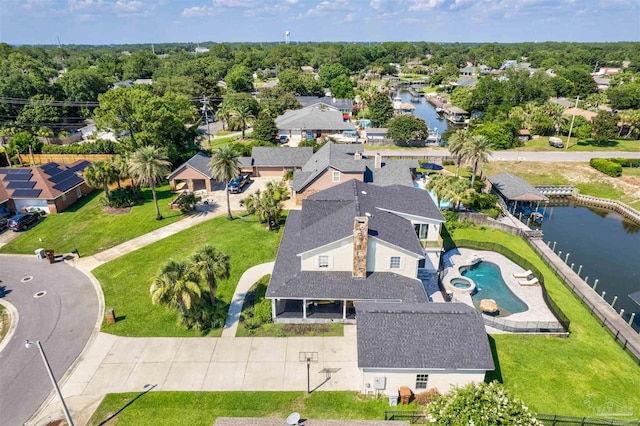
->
0;97;100;107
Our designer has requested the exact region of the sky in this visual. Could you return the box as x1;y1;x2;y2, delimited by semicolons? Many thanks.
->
0;0;639;45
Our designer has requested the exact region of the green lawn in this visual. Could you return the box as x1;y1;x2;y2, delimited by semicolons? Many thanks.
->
93;215;283;337
448;226;640;418
88;391;411;426
512;136;640;152
0;184;184;257
214;130;236;136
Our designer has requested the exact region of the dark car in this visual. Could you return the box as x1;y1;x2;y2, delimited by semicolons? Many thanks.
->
228;174;251;193
278;135;289;144
8;213;39;232
0;218;8;232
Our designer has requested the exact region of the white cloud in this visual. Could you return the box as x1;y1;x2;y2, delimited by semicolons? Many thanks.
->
369;0;381;10
301;0;350;17
284;0;298;3
344;12;354;20
408;0;445;11
113;0;144;13
212;0;252;7
181;5;216;17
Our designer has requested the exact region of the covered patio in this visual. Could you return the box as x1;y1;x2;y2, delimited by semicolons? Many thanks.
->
274;299;356;323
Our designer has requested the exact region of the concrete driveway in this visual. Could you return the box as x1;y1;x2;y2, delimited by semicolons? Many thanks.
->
195;177;281;213
0;255;99;426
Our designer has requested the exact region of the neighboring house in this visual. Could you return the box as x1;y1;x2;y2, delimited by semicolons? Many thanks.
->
562;107;597;122
300;66;315;73
517;129;531;143
365;128;388;141
266;180;445;323
194;46;210;54
451;77;477;88
296;96;353;114
596;67;620;76
290;142;417;204
0;161;93;214
251;146;313;177
168;151;216;192
593;76;611;91
459;65;477;76
276;106;355;140
357;302;494;395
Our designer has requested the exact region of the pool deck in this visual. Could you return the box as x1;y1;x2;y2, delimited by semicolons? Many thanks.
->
442;248;558;324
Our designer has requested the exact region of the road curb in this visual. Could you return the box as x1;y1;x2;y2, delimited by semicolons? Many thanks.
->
0;299;19;354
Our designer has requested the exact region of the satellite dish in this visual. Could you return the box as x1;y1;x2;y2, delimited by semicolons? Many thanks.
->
286;412;301;425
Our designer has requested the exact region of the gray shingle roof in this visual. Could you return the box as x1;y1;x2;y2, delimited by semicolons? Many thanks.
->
238;156;253;168
365;159;417;187
296;96;353;111
267;180;444;302
167;151;212;180
251;146;314;168
356;302;495;370
489;172;549;202
276;107;356;132
291;142;365;192
453;77;477;87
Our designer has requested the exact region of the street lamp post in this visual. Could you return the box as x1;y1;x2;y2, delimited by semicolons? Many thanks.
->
25;340;74;426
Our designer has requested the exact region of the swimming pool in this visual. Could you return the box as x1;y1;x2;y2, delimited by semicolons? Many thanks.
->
460;261;528;317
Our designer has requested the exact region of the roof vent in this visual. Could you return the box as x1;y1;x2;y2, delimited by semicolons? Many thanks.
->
365;212;371;217
361;190;367;195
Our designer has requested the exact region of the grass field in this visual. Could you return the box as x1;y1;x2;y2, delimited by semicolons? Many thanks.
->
448;226;640;418
88;391;412;426
512;136;640;152
482;161;640;210
93;214;283;337
0;184;184;257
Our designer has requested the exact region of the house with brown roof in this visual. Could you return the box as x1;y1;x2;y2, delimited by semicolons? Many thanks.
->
0;161;93;214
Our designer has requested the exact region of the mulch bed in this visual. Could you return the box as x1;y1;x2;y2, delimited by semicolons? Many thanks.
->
102;206;132;215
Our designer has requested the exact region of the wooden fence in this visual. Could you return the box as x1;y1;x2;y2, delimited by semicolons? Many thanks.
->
19;153;120;165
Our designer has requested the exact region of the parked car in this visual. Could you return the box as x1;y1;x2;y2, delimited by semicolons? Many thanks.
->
228;173;251;193
278;135;289;144
8;213;40;232
0;218;8;232
549;137;564;148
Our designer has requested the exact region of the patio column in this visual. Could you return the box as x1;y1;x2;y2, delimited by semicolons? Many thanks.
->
271;299;276;321
303;299;307;319
343;300;347;320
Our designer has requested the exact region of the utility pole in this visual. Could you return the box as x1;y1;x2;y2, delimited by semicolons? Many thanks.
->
200;95;212;143
565;95;579;150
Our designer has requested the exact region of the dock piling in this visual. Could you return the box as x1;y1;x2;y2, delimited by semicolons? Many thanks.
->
629;313;636;327
565;253;570;264
593;279;598;291
611;296;618;309
578;265;583;275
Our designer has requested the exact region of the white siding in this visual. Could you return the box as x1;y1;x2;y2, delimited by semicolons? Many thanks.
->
300;239;353;272
362;369;486;396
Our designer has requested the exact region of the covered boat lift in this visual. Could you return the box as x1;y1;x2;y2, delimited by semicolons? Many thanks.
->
488;172;549;219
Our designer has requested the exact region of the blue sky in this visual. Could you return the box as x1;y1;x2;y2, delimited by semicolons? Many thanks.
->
1;0;638;45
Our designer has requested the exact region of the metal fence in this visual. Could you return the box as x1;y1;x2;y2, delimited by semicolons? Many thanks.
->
452;239;571;333
537;414;640;426
384;410;427;423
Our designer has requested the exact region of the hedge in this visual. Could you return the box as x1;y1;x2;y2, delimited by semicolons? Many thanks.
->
589;158;622;177
41;139;123;155
610;157;640;168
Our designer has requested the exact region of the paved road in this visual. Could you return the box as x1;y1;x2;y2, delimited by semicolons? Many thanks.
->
373;149;640;162
0;255;99;426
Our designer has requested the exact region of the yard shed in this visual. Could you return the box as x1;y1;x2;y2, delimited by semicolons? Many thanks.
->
167;151;215;192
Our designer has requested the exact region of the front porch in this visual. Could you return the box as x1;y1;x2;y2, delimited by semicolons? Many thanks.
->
272;299;357;324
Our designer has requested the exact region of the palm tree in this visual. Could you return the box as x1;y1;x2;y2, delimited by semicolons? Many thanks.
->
425;174;452;209
190;245;230;309
229;106;255;139
241;187;283;230
128;146;172;220
446;177;475;212
84;160;117;204
109;156;129;189
215;106;231;131
209;144;240;220
447;128;471;177
462;134;492;187
150;259;202;320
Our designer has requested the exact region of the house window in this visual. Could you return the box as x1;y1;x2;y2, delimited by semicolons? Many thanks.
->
318;255;329;268
389;256;401;269
61;193;67;202
416;374;429;389
332;171;340;182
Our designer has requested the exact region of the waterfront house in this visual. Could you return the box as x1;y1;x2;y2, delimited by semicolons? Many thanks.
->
266;180;444;323
276;105;355;141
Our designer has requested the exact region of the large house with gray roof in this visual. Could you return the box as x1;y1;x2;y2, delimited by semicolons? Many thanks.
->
290;142;418;204
267;180;445;323
296;96;353;114
277;106;355;141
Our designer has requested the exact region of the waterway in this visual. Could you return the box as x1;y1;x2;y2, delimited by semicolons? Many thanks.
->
532;204;640;331
398;90;449;134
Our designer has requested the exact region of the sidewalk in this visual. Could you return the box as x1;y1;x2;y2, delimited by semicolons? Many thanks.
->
222;262;275;337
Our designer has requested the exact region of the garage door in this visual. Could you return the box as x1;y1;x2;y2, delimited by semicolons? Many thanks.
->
255;167;284;177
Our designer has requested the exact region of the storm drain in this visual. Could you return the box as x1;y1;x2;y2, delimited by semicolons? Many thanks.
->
21;276;33;283
33;291;46;298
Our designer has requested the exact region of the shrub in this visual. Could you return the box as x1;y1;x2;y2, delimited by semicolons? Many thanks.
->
108;186;143;208
427;381;542;425
442;159;455;166
176;192;201;213
414;388;441;406
41;139;123;155
253;298;272;323
589;158;622;177
610;157;640;168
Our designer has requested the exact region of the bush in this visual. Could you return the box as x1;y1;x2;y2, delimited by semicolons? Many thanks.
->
589;158;622;177
107;186;143;208
442;159;455;166
414;388;441;406
427;381;542;425
176;192;201;213
253;298;272;323
610;157;640;168
41;139;123;155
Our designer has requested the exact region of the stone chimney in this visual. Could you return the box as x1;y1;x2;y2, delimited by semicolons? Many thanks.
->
354;151;362;161
352;216;369;278
374;153;382;169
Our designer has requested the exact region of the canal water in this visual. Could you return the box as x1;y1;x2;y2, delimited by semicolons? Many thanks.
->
533;205;640;331
398;90;449;134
